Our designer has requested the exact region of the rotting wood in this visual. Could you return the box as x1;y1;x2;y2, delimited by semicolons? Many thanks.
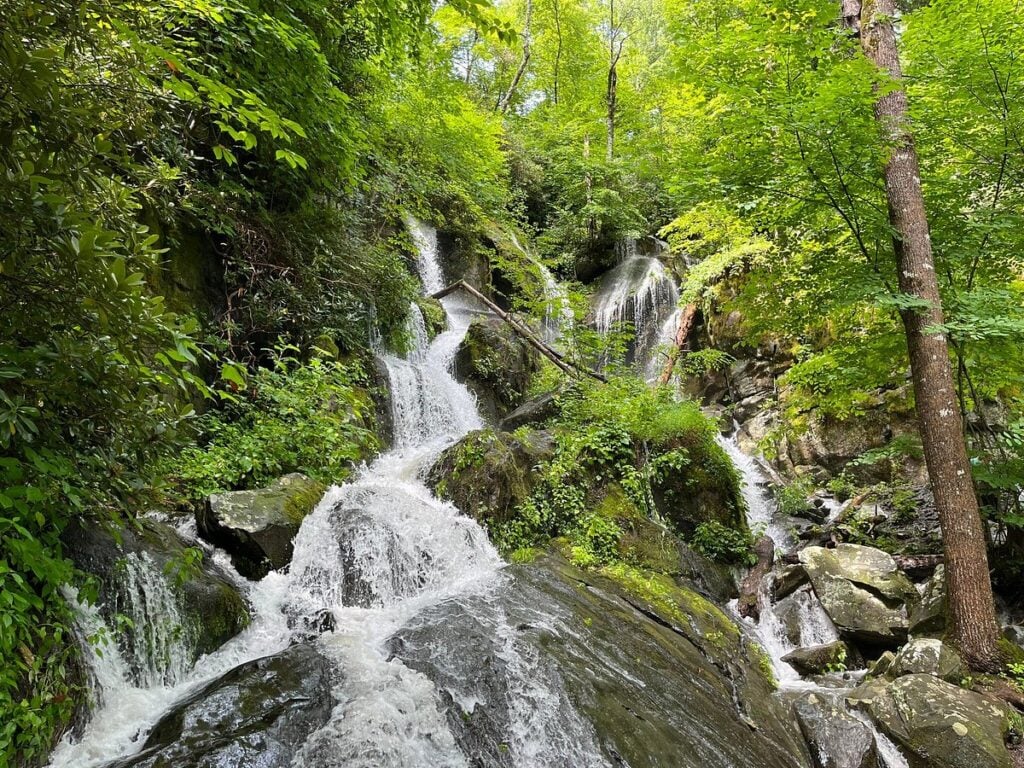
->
432;280;607;382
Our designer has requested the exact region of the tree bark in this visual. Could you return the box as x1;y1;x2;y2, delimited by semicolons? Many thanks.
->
498;0;533;115
858;0;1001;670
657;303;698;385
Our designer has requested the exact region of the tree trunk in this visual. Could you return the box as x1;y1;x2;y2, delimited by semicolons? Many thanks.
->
605;0;620;162
657;303;698;385
857;0;1001;670
551;0;562;104
498;0;533;115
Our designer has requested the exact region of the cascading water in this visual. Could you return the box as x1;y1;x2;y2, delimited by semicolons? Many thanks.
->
722;430;910;768
591;241;680;377
508;231;572;344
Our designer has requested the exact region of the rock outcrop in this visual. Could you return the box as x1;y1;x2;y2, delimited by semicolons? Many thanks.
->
199;473;326;579
799;544;919;647
108;644;334;768
849;674;1017;768
63;517;249;665
454;315;541;423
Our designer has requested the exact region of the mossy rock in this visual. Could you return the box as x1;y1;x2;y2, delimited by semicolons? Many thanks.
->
428;429;555;529
849;674;1017;768
62;516;250;670
199;473;327;579
416;296;447;340
649;433;746;537
454;316;541;423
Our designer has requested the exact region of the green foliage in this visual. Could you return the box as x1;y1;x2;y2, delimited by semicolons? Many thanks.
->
690;521;756;566
776;477;814;518
488;376;743;568
168;352;380;497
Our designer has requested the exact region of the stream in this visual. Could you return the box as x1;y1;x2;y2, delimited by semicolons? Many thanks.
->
51;221;914;768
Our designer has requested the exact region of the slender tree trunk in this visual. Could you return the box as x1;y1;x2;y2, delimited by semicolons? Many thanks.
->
657;303;698;385
498;0;533;115
552;0;562;104
465;29;479;84
856;0;1001;670
605;0;620;162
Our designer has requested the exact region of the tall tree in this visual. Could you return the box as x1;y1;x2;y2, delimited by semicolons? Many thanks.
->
852;0;1002;669
498;0;533;114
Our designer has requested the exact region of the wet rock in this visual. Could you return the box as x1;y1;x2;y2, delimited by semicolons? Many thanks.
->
428;429;555;529
109;644;334;768
63;517;249;666
774;564;810;601
909;564;946;636
416;295;447;339
799;544;919;647
890;637;964;682
454;315;541;423
849;674;1016;768
389;554;811;768
499;390;559;431
783;641;855;677
199;473;326;579
794;691;878;768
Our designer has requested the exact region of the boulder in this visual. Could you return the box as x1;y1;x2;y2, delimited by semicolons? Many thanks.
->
454;315;541;423
774;564;810;601
199;473;326;579
799;544;919;646
62;517;249;671
849;674;1016;768
794;691;879;768
890;638;964;683
388;553;812;768
415;296;447;339
909;564;946;636
109;644;334;768
428;429;555;530
499;390;559;431
783;641;855;677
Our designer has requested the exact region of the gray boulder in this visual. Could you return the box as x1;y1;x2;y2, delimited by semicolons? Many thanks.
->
109;644;334;768
783;641;855;677
199;473;326;579
499;390;559;431
800;544;919;646
909;564;946;636
454;315;541;423
891;637;964;683
849;674;1016;768
794;691;878;768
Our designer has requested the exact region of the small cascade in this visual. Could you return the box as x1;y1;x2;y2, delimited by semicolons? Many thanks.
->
508;230;572;344
114;553;192;688
723;428;910;768
406;215;446;294
591;247;680;374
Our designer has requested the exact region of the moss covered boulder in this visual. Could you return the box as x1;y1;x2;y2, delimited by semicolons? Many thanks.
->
199;473;326;579
849;674;1018;768
649;430;746;537
454;315;541;422
428;429;554;528
799;544;919;647
62;517;250;667
416;296;447;340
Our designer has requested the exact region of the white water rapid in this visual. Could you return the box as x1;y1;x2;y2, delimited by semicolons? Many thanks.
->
54;218;608;768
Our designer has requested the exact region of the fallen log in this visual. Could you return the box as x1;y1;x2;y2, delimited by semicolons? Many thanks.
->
432;280;607;383
737;535;775;620
657;303;698;385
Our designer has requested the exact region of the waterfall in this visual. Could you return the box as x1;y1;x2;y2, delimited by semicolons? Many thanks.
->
507;230;572;344
591;247;680;376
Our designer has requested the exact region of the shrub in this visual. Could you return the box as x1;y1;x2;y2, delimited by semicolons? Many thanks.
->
690;521;757;566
